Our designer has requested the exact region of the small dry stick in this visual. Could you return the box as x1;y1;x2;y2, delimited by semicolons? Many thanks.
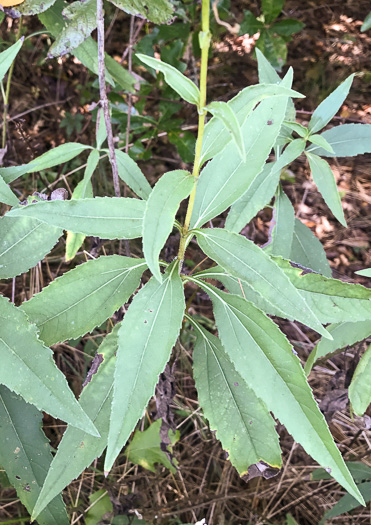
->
96;0;121;197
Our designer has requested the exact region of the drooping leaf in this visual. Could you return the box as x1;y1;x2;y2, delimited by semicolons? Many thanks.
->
308;74;354;134
108;0;174;24
307;124;371;157
290;218;332;277
190;94;290;229
0;216;62;279
225;138;306;233
0;295;98;436
3;0;56;15
137;54;200;106
190;280;362;504
0;37;23;83
0;173;20;206
263;185;295;258
305;321;371;375
262;0;284;23
113;149;152;200
32;325;120;522
0;386;69;525
320;482;371;523
6;197;146;240
206;101;245;161
201;83;304;165
47;0;97;58
20;255;147;345
349;344;371;416
143;170;193;282
195;228;330;338
306;151;346;227
104;261;185;473
124;419;179;474
190;317;282;474
356;268;371;277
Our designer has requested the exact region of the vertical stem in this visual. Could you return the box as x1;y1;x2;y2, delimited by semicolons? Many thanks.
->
178;0;211;263
2;18;23;150
96;0;121;198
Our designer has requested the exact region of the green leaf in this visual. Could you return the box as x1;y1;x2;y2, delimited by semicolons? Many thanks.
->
190;317;282;474
256;48;281;84
283;120;307;137
308;74;355;134
306;151;346;227
48;0;97;58
264;185;295;258
206;101;246;161
143;170;193;282
113;149;152;200
307;124;371;157
32;326;120;522
20;255;146;346
168;130;196;163
0;216;62;279
108;0;174;23
190;281;362;504
356;268;371;277
195;228;330;339
0;174;20;206
321;482;371;522
305;321;371;375
0;386;68;525
96;109;107;149
190;94;290;229
6;197;146;240
307;133;335;154
125;419;179;474
273;18;305;36
136;54;200;106
290;218;332;277
225;138;306;233
349;344;371;416
85;490;113;525
312;461;371;482
104;261;185;473
256;29;287;71
201;83;304;165
286;514;299;525
4;0;56;16
0;38;23;84
239;10;264;35
262;0;284;22
0;295;98;436
361;11;371;31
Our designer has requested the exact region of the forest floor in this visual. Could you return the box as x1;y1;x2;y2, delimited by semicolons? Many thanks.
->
0;0;371;524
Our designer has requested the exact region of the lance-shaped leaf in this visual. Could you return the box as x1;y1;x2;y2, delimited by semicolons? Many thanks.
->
201;83;304;165
114;149;152;200
190;280;363;504
306;151;346;227
256;47;281;84
0;295;98;436
47;0;97;58
349;344;371;416
20;256;147;346
225;138;305;233
0;216;62;279
32;325;120;522
108;0;174;24
305;321;371;375
321;482;371;523
0;38;23;84
0;173;20;206
190;94;290;229
104;261;185;473
356;268;371;277
6;197;145;240
195;228;330;338
65;149;98;262
290;218;332;277
206;102;245;161
143;170;193;282
307;124;371;158
0;386;68;525
137;54;200;106
263;185;294;258
4;0;56;16
307;133;334;154
308;74;354;134
190;317;281;474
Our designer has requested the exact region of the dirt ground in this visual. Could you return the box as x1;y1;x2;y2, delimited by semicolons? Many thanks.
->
0;0;371;523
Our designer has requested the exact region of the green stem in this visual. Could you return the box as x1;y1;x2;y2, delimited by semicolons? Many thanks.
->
2;17;23;150
178;0;211;263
